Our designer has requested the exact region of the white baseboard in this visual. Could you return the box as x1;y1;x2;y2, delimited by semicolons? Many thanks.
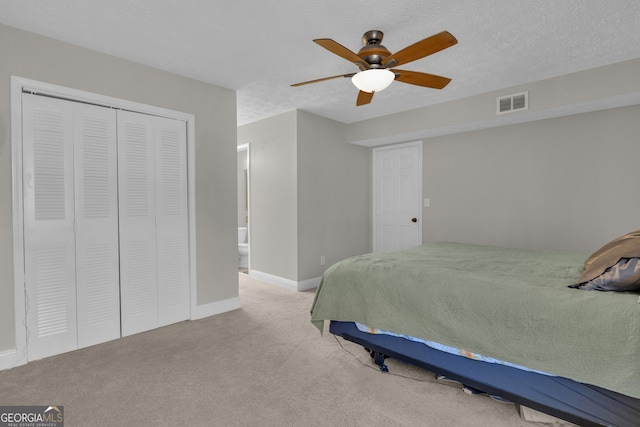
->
297;276;322;291
0;348;26;371
193;296;241;320
249;270;321;292
0;299;242;371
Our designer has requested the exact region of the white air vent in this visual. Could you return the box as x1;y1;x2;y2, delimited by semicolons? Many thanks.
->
497;91;529;115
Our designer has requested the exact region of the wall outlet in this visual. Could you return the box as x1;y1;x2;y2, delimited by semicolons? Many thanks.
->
320;255;325;266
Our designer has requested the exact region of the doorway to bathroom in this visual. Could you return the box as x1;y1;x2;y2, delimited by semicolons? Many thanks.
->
237;144;250;273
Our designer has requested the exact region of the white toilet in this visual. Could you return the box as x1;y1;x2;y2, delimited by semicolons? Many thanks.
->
238;227;249;268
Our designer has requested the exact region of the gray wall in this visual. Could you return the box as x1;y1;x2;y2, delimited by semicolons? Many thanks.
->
0;24;238;353
239;83;640;285
296;111;370;279
237;110;371;283
347;58;640;147
238;111;299;280
345;57;640;253
421;104;640;253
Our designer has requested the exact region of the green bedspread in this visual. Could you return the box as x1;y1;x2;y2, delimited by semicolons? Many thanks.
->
310;242;640;398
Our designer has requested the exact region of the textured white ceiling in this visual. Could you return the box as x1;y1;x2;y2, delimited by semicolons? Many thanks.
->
1;0;639;126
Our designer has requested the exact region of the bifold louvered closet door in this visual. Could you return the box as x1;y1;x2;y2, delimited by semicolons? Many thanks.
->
23;94;120;360
22;94;190;360
117;110;190;337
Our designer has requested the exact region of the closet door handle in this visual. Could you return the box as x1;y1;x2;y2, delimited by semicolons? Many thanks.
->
411;218;417;223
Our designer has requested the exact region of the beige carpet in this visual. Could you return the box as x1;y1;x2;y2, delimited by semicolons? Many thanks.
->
0;273;542;426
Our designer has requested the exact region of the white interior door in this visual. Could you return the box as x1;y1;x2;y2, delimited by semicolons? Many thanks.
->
117;110;159;337
74;104;120;349
155;117;190;327
118;111;190;336
23;94;121;359
16;80;194;362
22;94;78;361
373;141;422;252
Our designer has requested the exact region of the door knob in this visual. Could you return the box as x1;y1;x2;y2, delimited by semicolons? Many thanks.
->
411;218;417;223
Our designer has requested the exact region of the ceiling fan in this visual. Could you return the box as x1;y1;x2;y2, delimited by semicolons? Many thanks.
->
291;30;458;106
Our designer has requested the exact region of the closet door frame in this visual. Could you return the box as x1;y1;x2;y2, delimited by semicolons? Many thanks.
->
10;76;197;368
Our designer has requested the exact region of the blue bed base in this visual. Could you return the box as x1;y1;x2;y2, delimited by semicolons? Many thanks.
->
330;321;640;427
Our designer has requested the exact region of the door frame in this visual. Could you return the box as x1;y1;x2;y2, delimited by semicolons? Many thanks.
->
10;76;197;368
237;143;251;272
372;140;423;252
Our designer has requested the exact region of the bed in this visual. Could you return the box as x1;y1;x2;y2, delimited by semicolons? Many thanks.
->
310;238;640;427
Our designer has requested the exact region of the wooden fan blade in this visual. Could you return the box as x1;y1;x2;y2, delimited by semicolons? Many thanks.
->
314;38;369;70
356;90;374;106
291;73;355;87
392;69;452;89
382;31;457;67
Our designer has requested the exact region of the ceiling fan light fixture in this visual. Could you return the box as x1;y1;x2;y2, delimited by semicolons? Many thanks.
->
351;69;395;93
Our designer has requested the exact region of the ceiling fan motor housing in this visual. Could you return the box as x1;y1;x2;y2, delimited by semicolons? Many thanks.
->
358;30;391;68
